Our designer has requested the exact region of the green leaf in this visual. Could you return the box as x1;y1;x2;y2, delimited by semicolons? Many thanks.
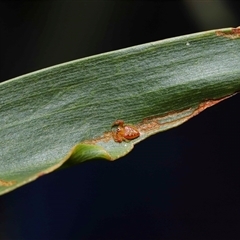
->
0;27;240;195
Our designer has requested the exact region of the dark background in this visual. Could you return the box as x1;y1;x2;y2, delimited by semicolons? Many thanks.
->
0;1;240;239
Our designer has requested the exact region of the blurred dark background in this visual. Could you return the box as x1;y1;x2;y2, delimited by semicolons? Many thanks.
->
0;1;240;239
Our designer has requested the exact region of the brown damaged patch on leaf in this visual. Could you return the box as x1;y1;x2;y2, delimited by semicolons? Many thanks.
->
82;132;113;144
159;95;235;127
0;179;16;187
191;95;235;117
137;118;161;133
137;94;236;134
79;94;236;145
216;26;240;39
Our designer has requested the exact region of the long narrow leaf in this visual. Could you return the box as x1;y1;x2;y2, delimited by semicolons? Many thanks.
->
0;27;239;195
